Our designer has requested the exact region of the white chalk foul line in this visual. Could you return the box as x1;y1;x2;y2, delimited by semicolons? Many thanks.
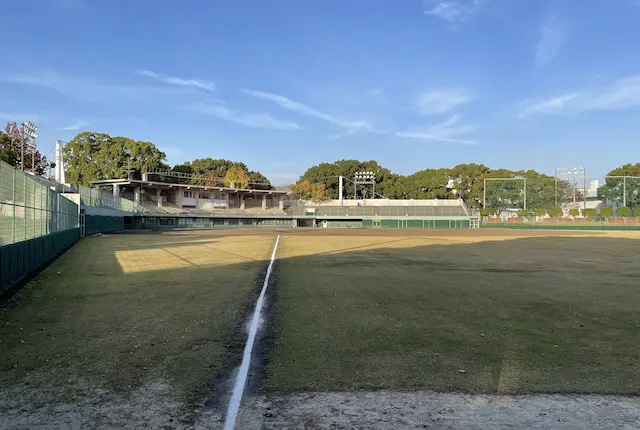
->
223;234;280;430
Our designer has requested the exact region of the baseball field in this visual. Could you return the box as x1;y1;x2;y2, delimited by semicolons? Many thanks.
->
2;228;640;428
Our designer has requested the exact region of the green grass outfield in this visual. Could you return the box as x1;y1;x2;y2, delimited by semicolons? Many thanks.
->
266;231;640;394
0;231;276;418
4;228;640;426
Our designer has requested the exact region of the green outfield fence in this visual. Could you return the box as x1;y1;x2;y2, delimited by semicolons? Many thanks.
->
286;205;468;217
362;218;471;229
482;218;640;231
135;215;292;229
0;160;80;295
85;214;126;235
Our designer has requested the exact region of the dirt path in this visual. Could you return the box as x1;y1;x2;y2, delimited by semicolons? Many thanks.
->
237;391;640;429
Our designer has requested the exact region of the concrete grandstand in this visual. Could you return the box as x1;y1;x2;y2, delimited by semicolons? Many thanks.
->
91;176;289;215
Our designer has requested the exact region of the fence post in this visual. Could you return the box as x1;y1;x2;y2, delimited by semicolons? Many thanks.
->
33;178;36;239
23;169;27;240
483;178;486;209
57;191;60;233
12;168;16;243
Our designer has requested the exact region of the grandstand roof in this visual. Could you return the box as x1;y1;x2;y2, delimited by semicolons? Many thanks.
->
91;178;289;195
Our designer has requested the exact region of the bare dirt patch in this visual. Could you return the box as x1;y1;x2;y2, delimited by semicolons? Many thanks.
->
0;375;184;429
238;391;640;429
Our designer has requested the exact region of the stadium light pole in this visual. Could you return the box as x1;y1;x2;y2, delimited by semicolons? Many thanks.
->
354;171;376;200
556;167;586;211
21;121;38;172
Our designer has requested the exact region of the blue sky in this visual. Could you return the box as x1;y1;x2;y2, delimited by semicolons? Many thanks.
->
2;0;640;184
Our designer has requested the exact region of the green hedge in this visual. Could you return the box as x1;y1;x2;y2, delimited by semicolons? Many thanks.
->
600;207;614;218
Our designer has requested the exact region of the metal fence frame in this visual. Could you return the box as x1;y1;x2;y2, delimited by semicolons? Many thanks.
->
77;185;143;213
1;160;79;246
482;176;599;213
603;176;640;209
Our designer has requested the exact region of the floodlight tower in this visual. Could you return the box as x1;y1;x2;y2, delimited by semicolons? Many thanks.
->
21;121;38;172
555;167;586;210
354;171;376;199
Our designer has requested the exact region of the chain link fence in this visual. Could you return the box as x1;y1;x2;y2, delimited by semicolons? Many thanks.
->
482;176;608;215
599;177;640;215
77;185;143;213
284;202;468;217
0;160;79;246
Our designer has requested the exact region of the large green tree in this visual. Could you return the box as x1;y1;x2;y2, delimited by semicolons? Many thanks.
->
449;163;491;207
598;163;640;211
172;158;271;188
63;132;167;185
401;168;453;199
298;159;395;199
518;170;558;210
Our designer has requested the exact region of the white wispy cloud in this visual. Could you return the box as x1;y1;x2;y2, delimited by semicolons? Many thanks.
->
135;70;215;92
3;70;196;104
182;101;299;131
242;89;372;133
519;93;580;117
57;120;89;131
415;89;471;115
423;0;487;24
396;115;478;144
520;75;640;117
535;17;567;69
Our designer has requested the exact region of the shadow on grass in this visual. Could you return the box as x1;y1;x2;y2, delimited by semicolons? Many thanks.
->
0;232;276;418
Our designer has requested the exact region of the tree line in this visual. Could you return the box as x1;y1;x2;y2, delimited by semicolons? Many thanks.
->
294;160;562;209
295;159;640;213
5;125;640;212
61;131;271;189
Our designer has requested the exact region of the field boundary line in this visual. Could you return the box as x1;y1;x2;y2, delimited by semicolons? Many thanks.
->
223;234;280;430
